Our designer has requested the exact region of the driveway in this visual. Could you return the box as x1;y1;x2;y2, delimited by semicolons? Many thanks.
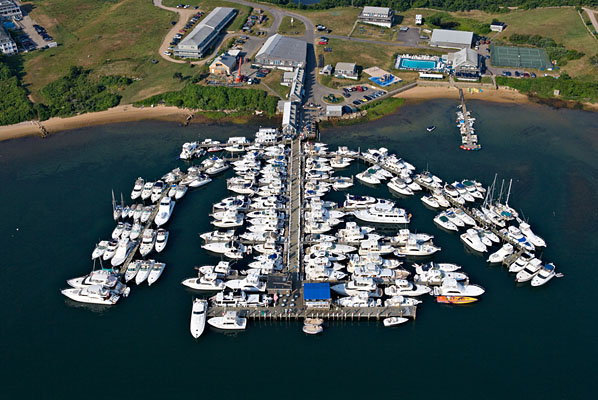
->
153;0;203;63
583;7;598;32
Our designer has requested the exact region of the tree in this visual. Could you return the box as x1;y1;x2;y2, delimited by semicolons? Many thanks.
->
173;72;183;81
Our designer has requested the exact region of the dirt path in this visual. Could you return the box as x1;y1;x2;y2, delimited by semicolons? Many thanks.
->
583;7;598;33
153;0;200;63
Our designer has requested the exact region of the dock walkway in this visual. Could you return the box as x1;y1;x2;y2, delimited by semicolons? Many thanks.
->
458;89;481;151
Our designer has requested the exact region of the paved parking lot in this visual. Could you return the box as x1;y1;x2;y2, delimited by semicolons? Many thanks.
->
395;27;421;47
14;13;47;50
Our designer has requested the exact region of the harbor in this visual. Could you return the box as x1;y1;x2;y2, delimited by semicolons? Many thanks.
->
62;110;558;336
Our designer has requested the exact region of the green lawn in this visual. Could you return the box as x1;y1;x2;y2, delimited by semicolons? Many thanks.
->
351;23;396;41
293;7;360;36
278;16;305;36
259;69;289;99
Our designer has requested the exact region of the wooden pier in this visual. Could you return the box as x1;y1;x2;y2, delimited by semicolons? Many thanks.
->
457;88;481;151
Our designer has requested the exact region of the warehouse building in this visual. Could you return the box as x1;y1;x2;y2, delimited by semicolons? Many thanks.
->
358;6;394;28
175;7;236;59
444;48;480;81
254;34;306;70
0;25;17;55
430;29;473;49
209;53;237;75
0;0;21;20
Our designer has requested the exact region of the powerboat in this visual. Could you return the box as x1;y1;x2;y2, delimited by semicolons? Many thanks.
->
225;271;266;292
436;296;478;304
200;229;236;243
111;222;125;240
208;311;247;330
383;317;409;327
212;211;244;228
531;263;556;287
387;177;414;196
150;180;165;203
487;243;514;263
154;229;169;253
421;195;440;209
139;229;156;257
331;277;382;297
335;293;377;307
140;182;154;201
140;206;153;223
460;228;487;253
180;142;199;160
174;184;188;200
205;159;229;175
519;222;546;247
434;213;458;231
187;174;212;188
61;285;120;305
102;240;118;261
395;240;441;257
515;258;543;283
124;260;142;282
451;208;476;226
67;269;117;289
181;272;225;291
352;202;411;224
190;299;207;338
147;262;166;286
505;226;535;252
384;279;431;297
130;177;144;200
434;278;485;297
303;324;324;334
445;210;465;227
111;237;135;267
343;194;377;210
130;222;142;241
135;260;154;285
508;253;535;273
154;197;175;227
384;295;422;307
92;240;110;259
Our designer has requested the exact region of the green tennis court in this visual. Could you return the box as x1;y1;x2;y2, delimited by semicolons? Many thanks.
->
490;45;551;69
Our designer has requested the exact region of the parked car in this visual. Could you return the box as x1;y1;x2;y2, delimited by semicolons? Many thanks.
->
164;51;172;56
256;73;266;78
353;100;362;105
514;71;520;77
530;72;536;78
343;92;350;98
502;71;512;77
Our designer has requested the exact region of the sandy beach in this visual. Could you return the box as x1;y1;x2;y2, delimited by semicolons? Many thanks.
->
395;85;531;104
0;105;193;142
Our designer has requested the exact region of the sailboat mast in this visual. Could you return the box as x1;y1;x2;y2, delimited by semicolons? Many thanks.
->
111;189;116;211
506;179;512;206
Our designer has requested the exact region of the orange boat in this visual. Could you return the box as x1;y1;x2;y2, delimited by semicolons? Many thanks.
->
436;296;478;304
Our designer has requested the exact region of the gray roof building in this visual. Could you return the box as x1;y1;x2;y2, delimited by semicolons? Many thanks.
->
334;62;358;80
255;34;307;70
0;0;21;20
358;6;394;28
430;29;473;49
445;48;480;81
175;7;236;59
0;25;17;55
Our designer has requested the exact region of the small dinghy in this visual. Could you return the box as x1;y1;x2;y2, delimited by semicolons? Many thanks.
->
426;126;436;132
383;317;409;327
302;324;323;335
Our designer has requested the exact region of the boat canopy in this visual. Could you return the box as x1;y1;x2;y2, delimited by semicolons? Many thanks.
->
303;283;331;300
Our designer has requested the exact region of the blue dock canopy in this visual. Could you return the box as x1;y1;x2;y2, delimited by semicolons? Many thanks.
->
303;283;331;300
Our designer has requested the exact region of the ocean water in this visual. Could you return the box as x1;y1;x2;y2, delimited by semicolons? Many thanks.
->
0;100;596;399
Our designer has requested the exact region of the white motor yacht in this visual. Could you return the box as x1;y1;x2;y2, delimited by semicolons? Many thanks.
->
173;184;188;200
206;160;229;175
130;222;142;241
155;229;169;253
421;195;440;209
155;197;175;227
505;226;535;252
140;206;153;223
445;210;465;227
460;228;488;253
384;279;431;297
124;260;142;282
331;277;382;297
336;293;377;307
133;204;143;221
111;222;125;240
384;295;422;307
190;299;208;338
67;269;116;289
139;229;156;257
515;258;543;283
451;208;476;226
519;222;546;247
135;260;154;285
61;285;120;305
208;311;247;330
353;202;410;224
200;229;236;243
212;211;244;228
102;240;118;261
188;174;212;188
487;243;514;263
147;262;166;286
120;223;132;240
111;237;134;267
343;194;377;209
356;170;381;185
508;254;535;273
434;278;485;297
531;263;556;287
387;177;414;196
182;272;226;291
331;176;353;190
225;271;266;292
180;141;199;160
434;213;458;231
150;181;165;203
92;241;110;259
395;240;441;257
140;182;154;201
130;177;144;200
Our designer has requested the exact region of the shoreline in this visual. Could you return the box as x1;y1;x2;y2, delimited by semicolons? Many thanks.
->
1;86;595;141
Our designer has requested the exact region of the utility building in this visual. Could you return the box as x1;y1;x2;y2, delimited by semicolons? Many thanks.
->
174;7;237;59
209;53;237;75
255;34;307;70
0;25;17;55
0;0;21;20
430;29;473;49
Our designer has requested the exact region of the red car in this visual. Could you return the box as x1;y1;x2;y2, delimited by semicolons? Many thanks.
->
318;40;328;45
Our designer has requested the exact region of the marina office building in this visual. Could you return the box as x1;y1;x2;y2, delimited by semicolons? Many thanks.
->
255;34;307;71
430;29;474;49
444;48;480;81
0;0;21;20
0;25;17;55
174;7;236;59
358;6;394;28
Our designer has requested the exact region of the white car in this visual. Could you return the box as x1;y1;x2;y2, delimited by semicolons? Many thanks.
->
164;51;172;56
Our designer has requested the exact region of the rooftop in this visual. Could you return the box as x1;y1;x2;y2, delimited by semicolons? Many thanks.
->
430;29;474;45
211;54;237;69
0;26;12;42
335;62;356;72
178;7;235;50
257;34;307;64
303;283;331;300
202;7;236;29
361;6;392;16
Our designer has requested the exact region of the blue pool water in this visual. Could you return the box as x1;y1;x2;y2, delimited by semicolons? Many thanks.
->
400;58;438;70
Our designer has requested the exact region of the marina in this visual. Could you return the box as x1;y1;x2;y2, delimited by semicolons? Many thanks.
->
62;114;558;336
457;88;481;151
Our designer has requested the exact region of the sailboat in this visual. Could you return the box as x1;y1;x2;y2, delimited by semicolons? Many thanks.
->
112;190;121;221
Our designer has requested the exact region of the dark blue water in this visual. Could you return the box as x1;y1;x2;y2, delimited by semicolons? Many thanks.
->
0;100;596;399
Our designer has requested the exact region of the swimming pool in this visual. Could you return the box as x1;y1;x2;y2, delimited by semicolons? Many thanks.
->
399;58;438;70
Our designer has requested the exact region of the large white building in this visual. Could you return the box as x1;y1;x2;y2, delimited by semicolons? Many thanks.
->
430;29;473;49
255;34;306;70
0;25;17;55
444;48;480;81
0;0;21;20
358;6;394;28
174;7;237;59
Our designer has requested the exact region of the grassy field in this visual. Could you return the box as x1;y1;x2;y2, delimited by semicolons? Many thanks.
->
350;23;396;41
278;16;305;36
259;69;289;99
293;7;360;36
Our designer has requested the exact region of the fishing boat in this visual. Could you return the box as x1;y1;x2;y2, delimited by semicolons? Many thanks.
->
436;296;478;304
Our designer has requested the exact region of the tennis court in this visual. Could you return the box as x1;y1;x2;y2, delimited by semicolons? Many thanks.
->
490;45;551;69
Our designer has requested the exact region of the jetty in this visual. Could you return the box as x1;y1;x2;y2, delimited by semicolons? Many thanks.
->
457;88;481;151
